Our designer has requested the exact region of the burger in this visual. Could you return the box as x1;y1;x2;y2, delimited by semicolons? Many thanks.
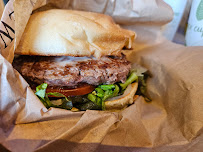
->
13;9;144;111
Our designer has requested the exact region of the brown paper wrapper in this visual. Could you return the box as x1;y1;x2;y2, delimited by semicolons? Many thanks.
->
0;0;202;152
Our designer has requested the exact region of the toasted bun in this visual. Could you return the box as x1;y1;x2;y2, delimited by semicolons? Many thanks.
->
15;9;135;58
104;82;138;110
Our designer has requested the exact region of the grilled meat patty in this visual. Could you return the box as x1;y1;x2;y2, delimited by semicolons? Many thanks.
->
13;55;131;87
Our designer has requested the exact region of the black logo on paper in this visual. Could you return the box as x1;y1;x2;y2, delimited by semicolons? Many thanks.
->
0;21;15;49
9;11;14;20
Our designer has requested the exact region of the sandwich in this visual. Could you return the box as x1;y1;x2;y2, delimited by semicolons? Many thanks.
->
13;9;147;111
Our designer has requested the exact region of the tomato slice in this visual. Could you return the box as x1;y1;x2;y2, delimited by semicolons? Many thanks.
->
46;83;95;97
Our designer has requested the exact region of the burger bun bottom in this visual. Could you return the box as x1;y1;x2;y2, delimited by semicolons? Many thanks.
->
105;82;138;111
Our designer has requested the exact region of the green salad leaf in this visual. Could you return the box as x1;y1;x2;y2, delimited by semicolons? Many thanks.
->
131;63;152;102
35;83;47;98
35;83;51;108
131;63;148;76
119;72;138;91
87;71;139;109
35;84;73;110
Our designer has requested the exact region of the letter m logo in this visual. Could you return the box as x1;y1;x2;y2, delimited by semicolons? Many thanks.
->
0;21;15;49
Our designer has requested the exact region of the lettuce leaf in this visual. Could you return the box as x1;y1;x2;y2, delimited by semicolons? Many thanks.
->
35;84;73;110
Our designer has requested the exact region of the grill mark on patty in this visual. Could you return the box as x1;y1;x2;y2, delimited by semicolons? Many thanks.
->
13;55;131;87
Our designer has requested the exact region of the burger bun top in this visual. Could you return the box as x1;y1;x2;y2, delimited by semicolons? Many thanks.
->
15;9;135;58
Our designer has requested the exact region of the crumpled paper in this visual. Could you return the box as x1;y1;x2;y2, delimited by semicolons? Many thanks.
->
0;0;202;152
